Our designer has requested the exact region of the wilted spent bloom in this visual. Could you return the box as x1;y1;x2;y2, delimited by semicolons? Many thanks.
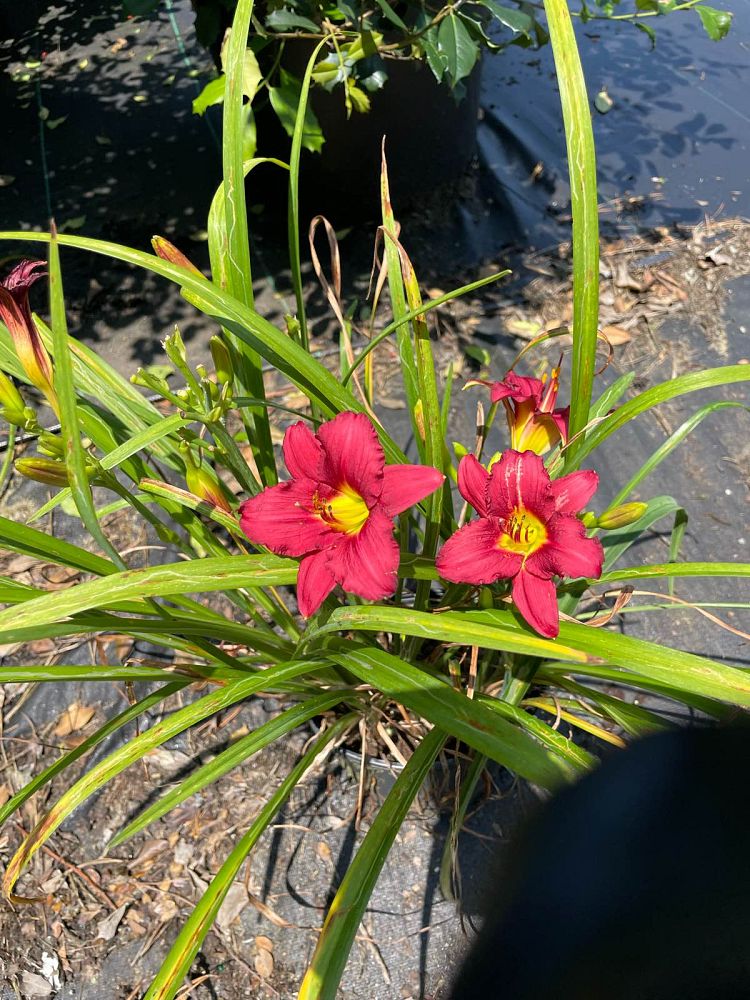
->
467;366;569;456
0;261;58;413
0;370;29;426
596;502;648;530
151;236;202;276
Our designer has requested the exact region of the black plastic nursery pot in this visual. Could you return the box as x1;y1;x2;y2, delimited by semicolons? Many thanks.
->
257;54;482;223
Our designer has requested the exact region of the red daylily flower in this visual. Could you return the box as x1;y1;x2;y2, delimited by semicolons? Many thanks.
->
469;367;569;455
0;260;58;413
436;450;603;638
240;412;444;617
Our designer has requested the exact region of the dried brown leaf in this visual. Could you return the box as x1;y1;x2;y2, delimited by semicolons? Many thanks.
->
96;903;128;941
254;949;274;978
53;702;96;737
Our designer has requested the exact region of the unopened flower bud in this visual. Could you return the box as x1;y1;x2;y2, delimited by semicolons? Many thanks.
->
151;236;202;276
478;587;495;610
131;367;171;397
414;399;425;443
209;336;233;386
163;327;189;370
180;443;232;513
0;370;28;426
38;431;65;458
596;502;648;530
15;457;70;487
285;314;301;340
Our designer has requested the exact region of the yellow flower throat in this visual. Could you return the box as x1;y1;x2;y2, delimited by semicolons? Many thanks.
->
499;507;548;557
314;484;370;534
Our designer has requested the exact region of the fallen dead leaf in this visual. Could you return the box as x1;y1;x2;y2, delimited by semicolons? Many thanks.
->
705;246;733;266
247;891;292;929
53;702;96;737
601;324;631;346
256;935;274;953
216;882;249;935
254;948;274;978
96;903;128;941
19;971;52;997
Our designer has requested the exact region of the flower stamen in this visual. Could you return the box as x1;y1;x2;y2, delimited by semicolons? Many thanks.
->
499;507;548;557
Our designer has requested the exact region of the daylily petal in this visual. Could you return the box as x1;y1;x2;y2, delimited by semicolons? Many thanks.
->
490;372;543;404
318;411;384;505
457;454;491;517
487;450;553;519
297;549;337;618
283;421;324;480
514;412;565;455
549;405;569;442
380;464;444;517
512;569;560;639
239;479;332;556
436;518;522;584
332;507;400;600
540;515;604;580
549;469;599;515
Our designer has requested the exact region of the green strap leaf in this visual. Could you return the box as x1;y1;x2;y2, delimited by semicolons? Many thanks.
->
221;0;275;483
315;604;590;662
467;609;750;707
0;513;115;576
545;0;599;461
144;714;356;1000
2;660;319;901
49;229;125;571
0;554;300;635
329;644;589;786
299;726;446;1000
111;689;349;846
576;365;750;465
288;41;329;356
609;400;749;507
0;682;185;829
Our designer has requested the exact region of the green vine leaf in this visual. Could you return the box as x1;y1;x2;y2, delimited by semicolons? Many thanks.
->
481;0;535;37
437;13;479;87
695;4;733;40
